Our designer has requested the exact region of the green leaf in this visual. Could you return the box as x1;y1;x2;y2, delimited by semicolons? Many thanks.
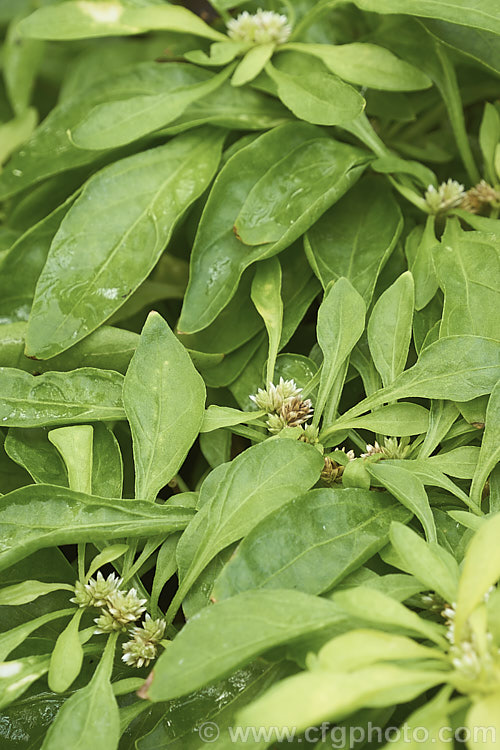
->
404;218;439;311
136;662;291;750
233;142;368;249
0;322;139;376
418;400;459;459
315;278;366;425
179;123;368;333
162;78;290;134
48;609;84;692
466;694;500;750
352;0;500;35
285;43;432;91
0;63;232;201
146;590;347;702
19;2;226;41
237;663;445;736
371;156;437;189
0;608;74;662
200;406;265;433
0;108;38;166
470;381;500;506
178;271;263;355
333;586;446;645
212;487;411;600
367;272;414;387
41;633;120;750
185;40;248;67
479;103;500;185
435;222;500;340
379;687;453;750
0;368;124;427
422;19;500;76
86;544;129;580
0;580;73;606
0;484;194;572
305;175;403;304
123;312;206;502
367;463;436;541
72;66;233;149
91;424;123;498
5;427;68;486
3;18;44;115
372;19;479;183
426;446;481;478
0;654;51;710
388;459;475;510
232;42;275;87
455;512;500;640
48;425;94;494
26;129;225;359
251;257;283;385
265;58;364;126
343;336;500;419
389;522;459;601
314;629;444;672
328;403;430;438
167;440;324;621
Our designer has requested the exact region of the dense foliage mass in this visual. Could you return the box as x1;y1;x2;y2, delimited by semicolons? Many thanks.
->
0;0;499;747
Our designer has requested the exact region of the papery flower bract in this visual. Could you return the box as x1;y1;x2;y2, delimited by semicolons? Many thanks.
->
266;412;288;434
106;588;147;625
94;610;128;634
461;180;500;213
361;441;383;459
130;614;166;645
361;438;411;460
122;636;157;668
71;571;123;608
320;448;355;485
424;179;466;214
122;615;167;668
227;9;291;45
250;377;302;413
279;396;314;428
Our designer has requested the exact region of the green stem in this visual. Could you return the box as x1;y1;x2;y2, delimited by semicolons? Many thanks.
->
344;112;391;158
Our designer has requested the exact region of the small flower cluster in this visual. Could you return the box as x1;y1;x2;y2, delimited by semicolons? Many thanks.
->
361;437;411;460
321;448;355;485
71;571;166;668
460;180;500;214
250;378;313;434
122;614;166;669
424;179;466;214
227;9;292;45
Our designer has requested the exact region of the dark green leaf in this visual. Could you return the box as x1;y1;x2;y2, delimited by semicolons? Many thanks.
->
26;129;225;359
146;590;346;702
212;487;411;600
0;484;194;572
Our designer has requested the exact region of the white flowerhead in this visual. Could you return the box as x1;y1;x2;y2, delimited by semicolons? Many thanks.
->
250;377;302;412
106;588;147;625
71;571;123;608
227;9;292;45
122;637;157;668
130;614;166;645
424;179;465;214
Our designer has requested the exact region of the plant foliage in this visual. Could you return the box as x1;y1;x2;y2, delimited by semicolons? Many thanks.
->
0;0;499;747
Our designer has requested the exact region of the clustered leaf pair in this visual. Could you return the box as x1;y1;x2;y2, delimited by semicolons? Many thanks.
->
0;0;499;748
